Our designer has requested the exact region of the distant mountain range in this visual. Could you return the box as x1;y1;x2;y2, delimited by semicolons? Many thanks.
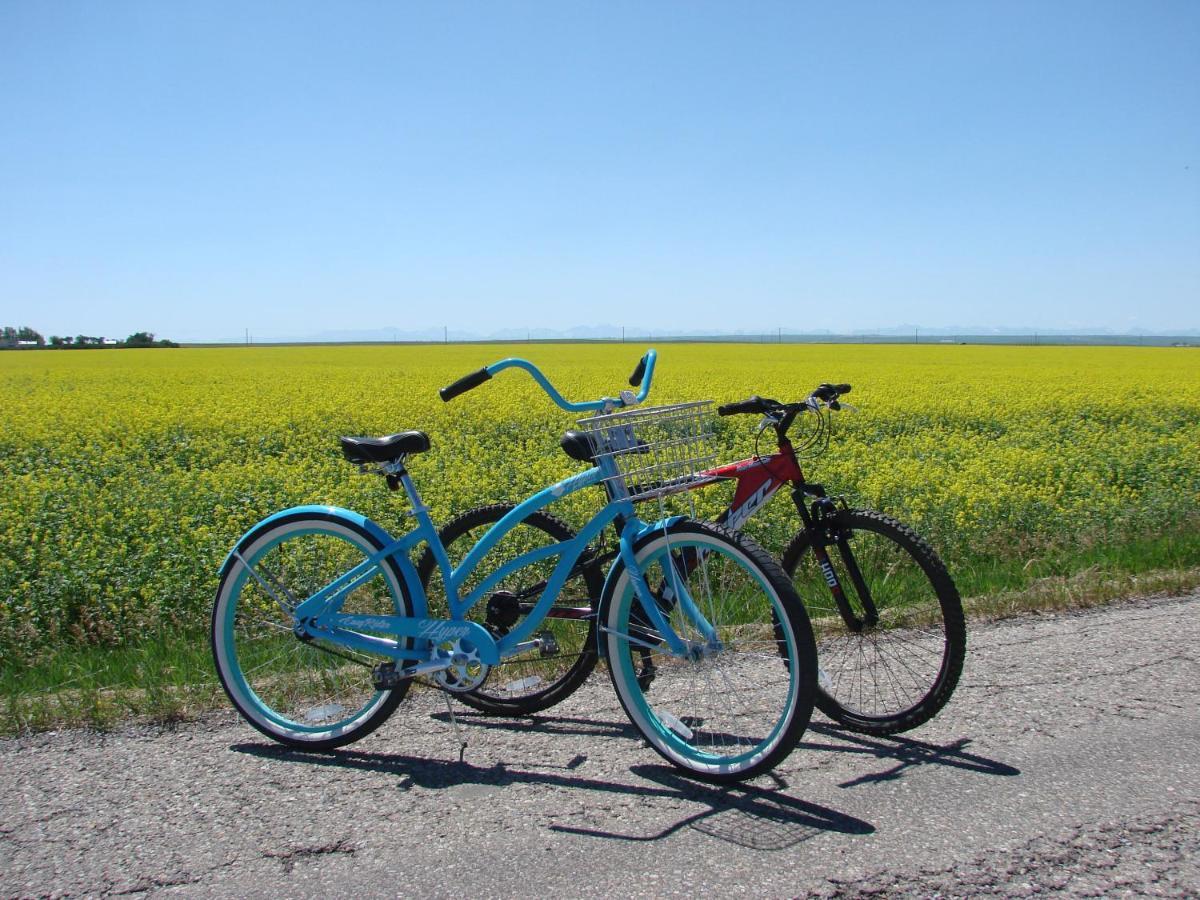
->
215;323;1200;344
848;324;1200;337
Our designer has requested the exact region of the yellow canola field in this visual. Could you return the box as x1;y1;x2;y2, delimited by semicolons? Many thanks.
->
1;343;1198;656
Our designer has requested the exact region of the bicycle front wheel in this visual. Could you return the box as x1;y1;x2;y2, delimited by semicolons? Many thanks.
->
604;521;816;782
212;512;412;749
782;509;966;735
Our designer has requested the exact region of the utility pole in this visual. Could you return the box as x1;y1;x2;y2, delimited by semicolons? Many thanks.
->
444;325;448;344
915;327;919;345
245;328;249;347
621;326;625;344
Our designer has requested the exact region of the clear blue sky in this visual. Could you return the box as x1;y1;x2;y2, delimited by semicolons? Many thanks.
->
2;1;1197;341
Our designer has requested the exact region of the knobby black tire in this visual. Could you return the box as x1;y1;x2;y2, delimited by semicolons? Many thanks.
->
416;504;604;715
603;520;817;783
781;508;966;735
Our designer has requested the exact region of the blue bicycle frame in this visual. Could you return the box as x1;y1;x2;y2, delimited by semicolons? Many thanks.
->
234;349;717;681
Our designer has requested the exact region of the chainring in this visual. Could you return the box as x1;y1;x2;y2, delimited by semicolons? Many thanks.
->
432;638;490;693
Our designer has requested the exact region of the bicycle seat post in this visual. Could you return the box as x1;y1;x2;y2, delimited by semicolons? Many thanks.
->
395;466;462;605
387;463;431;519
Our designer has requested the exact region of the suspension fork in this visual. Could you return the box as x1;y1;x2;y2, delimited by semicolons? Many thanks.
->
791;487;879;630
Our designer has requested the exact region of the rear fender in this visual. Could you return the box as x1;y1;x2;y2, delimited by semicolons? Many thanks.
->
219;505;427;617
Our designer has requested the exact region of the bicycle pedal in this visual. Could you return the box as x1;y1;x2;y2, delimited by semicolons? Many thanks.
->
372;662;404;690
536;631;559;657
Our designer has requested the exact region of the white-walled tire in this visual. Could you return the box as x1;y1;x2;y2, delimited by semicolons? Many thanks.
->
603;521;817;782
212;513;412;749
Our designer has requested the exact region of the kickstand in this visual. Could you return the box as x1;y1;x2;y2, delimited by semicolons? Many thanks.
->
442;691;468;763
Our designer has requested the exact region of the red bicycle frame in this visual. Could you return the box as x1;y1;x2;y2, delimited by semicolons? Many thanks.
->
687;432;878;633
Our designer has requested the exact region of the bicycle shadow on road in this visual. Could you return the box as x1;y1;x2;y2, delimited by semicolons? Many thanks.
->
427;707;641;740
229;742;873;851
800;723;1021;788
551;764;875;850
425;711;1021;791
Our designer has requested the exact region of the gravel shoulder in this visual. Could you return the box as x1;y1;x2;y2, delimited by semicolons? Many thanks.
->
2;592;1197;898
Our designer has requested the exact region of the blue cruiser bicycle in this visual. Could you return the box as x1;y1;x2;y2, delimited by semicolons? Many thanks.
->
212;351;818;781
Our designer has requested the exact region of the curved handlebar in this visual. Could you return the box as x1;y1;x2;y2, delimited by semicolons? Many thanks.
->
439;349;657;412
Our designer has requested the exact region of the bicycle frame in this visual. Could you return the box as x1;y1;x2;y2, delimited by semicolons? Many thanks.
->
665;435;880;633
230;348;716;679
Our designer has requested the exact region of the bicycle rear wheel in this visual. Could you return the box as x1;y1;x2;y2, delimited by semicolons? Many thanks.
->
212;512;412;749
782;509;966;735
604;520;816;782
416;504;604;715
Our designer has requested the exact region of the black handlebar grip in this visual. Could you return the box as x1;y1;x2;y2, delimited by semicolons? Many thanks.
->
628;354;648;387
718;396;765;416
439;367;492;402
813;382;853;401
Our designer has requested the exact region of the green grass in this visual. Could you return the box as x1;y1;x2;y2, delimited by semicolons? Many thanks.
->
3;526;1198;736
955;524;1200;614
2;630;220;733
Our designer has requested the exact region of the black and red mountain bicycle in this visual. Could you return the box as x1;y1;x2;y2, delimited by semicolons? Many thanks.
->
420;382;966;736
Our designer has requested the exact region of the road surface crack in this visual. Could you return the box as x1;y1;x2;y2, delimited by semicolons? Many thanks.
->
110;872;203;895
263;839;357;873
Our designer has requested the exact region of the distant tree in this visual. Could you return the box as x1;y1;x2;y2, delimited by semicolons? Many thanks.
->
1;326;46;348
1;326;46;347
123;331;177;348
2;328;176;349
16;326;44;346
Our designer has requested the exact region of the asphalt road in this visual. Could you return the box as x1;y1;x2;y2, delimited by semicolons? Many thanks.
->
2;592;1197;898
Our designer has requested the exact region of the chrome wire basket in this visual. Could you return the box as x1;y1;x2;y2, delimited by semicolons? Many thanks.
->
577;400;717;501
